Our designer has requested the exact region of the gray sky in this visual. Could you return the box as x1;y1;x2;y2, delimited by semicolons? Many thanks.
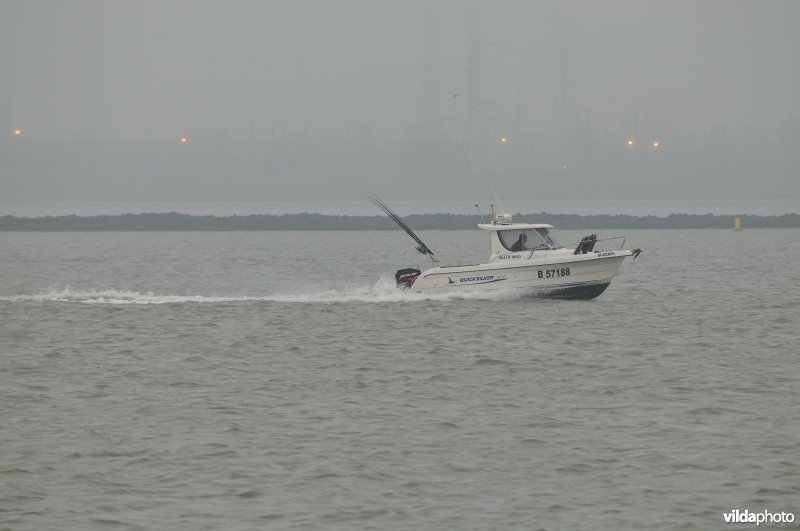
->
1;0;799;204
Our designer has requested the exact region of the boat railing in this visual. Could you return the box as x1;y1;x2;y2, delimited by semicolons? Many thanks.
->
562;235;627;251
525;236;626;260
528;245;563;260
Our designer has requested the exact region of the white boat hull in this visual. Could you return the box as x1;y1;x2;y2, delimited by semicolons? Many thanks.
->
410;251;631;300
370;193;639;300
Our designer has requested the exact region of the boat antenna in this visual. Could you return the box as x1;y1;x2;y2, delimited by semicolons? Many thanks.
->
489;182;506;215
366;192;439;266
474;203;487;223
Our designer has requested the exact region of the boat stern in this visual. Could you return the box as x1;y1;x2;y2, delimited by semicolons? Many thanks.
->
395;268;421;289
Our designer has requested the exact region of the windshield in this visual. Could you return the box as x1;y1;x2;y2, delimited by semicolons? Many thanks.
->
498;228;563;252
536;228;563;249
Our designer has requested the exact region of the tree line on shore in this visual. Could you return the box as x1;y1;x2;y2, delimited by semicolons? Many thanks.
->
1;212;798;231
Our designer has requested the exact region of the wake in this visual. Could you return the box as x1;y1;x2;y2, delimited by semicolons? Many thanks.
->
1;279;538;305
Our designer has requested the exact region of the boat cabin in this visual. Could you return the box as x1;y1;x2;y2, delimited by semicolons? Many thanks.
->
478;216;564;258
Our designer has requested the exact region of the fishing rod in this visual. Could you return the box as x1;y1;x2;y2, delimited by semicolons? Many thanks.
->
366;192;439;266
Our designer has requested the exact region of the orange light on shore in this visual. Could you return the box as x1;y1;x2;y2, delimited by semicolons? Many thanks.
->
626;138;634;146
499;136;508;144
652;140;661;149
13;128;22;137
179;136;189;144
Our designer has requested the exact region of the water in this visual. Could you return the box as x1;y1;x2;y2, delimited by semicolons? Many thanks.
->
1;229;798;530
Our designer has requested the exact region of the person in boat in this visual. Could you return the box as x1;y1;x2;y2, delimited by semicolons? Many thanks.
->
510;233;527;252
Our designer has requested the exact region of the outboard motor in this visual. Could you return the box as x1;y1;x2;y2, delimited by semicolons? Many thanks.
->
395;268;421;289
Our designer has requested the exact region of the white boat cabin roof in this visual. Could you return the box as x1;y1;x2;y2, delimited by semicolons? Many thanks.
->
478;223;554;231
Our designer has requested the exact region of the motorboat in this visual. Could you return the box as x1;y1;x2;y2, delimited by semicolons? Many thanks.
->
368;193;640;300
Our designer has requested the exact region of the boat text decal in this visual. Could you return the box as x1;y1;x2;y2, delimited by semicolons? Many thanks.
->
538;268;570;278
448;275;507;285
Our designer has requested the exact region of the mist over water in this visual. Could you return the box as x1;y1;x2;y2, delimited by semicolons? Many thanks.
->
1;197;798;217
2;229;798;529
3;2;800;202
3;2;799;527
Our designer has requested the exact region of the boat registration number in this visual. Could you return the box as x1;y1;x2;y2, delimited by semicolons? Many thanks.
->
538;268;570;278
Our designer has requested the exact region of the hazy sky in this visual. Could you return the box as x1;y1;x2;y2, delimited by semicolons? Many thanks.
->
3;0;799;142
1;1;799;207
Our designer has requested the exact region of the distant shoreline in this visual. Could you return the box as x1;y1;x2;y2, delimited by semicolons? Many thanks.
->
1;212;799;230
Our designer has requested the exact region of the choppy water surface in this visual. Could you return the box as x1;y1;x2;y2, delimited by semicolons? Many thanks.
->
1;229;798;530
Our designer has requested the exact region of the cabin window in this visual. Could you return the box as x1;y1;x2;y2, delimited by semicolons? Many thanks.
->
498;230;538;251
498;229;563;252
